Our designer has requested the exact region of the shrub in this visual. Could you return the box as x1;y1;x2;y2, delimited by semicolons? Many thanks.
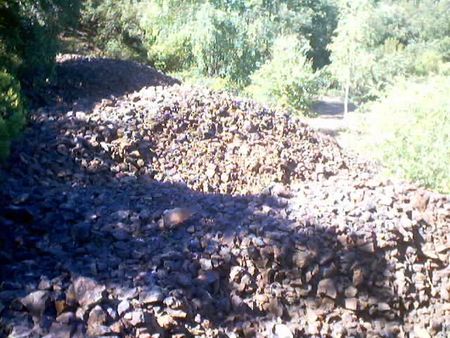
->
328;0;450;104
1;0;81;86
0;0;78;160
0;70;26;161
246;35;320;114
82;1;338;93
345;76;450;193
80;0;146;61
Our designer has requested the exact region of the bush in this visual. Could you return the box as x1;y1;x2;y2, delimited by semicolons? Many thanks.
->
0;70;26;161
1;1;81;86
345;76;450;193
0;0;79;161
246;36;320;114
81;1;338;94
328;0;450;104
80;0;146;61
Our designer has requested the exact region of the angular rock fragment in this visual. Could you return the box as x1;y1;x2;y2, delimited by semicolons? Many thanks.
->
20;290;50;321
317;278;337;299
161;208;193;230
140;287;164;304
70;276;105;309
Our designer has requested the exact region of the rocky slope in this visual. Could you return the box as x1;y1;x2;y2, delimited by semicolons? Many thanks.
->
0;55;449;338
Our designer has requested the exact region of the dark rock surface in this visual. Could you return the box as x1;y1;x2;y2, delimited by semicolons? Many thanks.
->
0;55;449;337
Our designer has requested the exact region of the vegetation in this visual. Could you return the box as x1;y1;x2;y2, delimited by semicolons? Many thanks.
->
0;0;80;159
79;0;338;102
328;0;450;106
246;35;321;113
343;76;450;193
0;70;25;160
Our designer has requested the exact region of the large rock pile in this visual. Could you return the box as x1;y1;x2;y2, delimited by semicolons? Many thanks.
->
24;84;363;194
0;56;449;337
115;86;356;194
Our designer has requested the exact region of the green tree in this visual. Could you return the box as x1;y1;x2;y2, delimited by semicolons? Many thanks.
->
328;0;375;113
247;35;320;114
0;0;80;160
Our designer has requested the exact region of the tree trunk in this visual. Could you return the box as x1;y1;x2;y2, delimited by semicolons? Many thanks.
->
344;79;350;116
344;60;353;117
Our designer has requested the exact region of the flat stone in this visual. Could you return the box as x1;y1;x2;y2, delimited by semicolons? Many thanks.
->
20;290;50;320
345;298;358;311
273;324;294;338
72;276;105;309
162;208;193;229
317;278;337;299
117;299;130;316
139;287;164;304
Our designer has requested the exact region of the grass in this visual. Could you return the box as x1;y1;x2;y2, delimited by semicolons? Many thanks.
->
340;76;450;194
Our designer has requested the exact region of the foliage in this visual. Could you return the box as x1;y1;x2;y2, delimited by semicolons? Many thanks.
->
345;77;450;193
80;0;146;61
80;0;338;95
328;0;450;103
0;70;26;161
246;36;320;114
0;0;81;86
0;0;80;161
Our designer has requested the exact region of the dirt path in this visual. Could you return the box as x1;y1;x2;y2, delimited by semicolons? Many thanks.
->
306;96;356;140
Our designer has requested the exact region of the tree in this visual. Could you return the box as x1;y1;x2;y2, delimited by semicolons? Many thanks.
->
328;0;375;114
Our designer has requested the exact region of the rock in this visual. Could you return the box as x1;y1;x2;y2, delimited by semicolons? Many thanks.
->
46;322;73;338
109;321;124;334
161;208;193;230
413;326;431;338
317;278;337;299
88;305;107;325
56;311;76;324
199;258;213;271
292;250;312;269
112;229;130;241
421;243;439;260
117;299;130;316
124;310;145;326
38;276;52;290
167;308;188;319
20;290;50;320
156;314;177;330
273;324;294;338
140;287;164;304
75;111;87;120
87;305;110;336
345;298;358;311
352;267;364;286
6;314;34;338
2;205;34;224
55;298;70;316
70;222;91;243
267;298;284;318
71;276;105;309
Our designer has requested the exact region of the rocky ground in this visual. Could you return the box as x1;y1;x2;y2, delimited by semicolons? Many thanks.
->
0;55;449;338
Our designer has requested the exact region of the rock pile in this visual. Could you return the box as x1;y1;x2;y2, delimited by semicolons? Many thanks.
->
113;86;356;194
0;55;449;337
26;83;364;195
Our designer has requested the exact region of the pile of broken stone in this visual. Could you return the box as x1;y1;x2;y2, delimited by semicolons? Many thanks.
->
0;56;449;338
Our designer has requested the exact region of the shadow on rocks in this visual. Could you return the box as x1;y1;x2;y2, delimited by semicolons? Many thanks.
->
26;55;180;109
